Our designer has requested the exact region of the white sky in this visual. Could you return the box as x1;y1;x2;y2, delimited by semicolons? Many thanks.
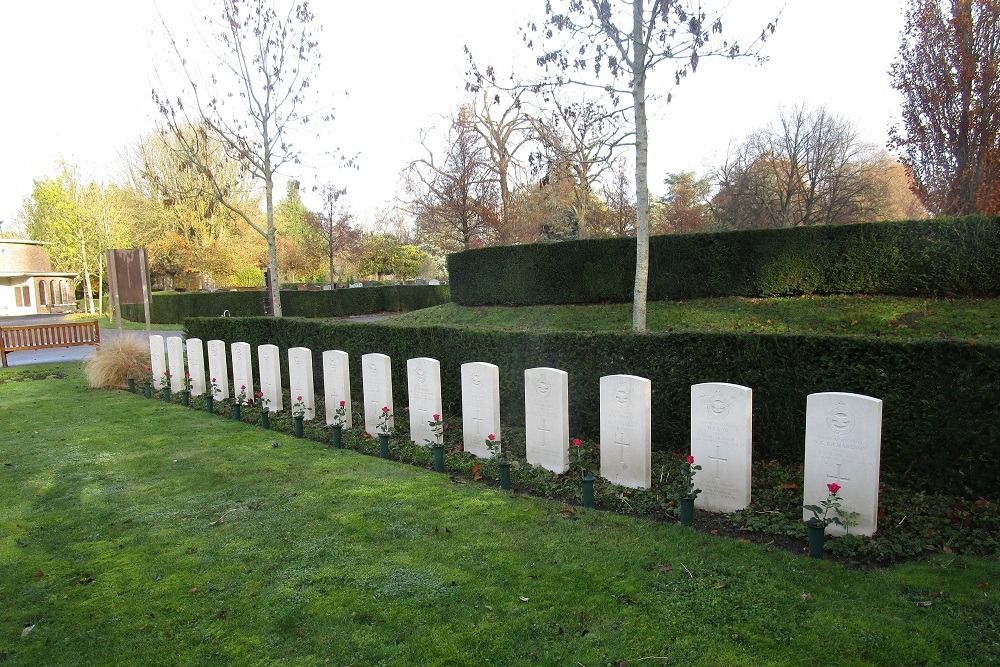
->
0;0;906;232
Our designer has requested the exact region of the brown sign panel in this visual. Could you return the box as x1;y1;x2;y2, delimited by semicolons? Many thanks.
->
108;249;148;305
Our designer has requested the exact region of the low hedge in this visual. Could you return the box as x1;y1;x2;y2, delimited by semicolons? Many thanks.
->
184;316;999;498
447;216;1000;305
122;285;450;323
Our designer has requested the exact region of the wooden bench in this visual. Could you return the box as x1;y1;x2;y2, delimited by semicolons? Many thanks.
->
0;320;101;367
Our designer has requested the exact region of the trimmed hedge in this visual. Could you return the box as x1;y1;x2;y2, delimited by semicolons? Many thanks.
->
184;316;999;498
121;285;450;324
447;216;1000;305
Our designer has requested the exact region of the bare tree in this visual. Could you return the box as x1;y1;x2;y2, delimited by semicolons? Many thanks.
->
470;88;535;244
406;106;498;253
715;104;894;228
152;0;330;316
317;182;359;286
484;0;776;331
529;92;630;239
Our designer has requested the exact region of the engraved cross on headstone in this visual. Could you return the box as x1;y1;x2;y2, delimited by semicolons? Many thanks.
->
708;445;728;481
537;418;551;448
614;431;630;469
471;405;486;436
826;464;851;485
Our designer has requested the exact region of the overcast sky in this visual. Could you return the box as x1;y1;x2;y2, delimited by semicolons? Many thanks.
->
0;0;907;231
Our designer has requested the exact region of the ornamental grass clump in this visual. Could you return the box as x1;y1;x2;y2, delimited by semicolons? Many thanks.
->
83;336;150;389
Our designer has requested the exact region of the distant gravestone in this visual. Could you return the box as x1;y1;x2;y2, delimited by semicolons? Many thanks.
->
322;350;352;428
690;382;753;513
461;362;501;458
361;353;393;437
149;335;166;390
166;337;185;393
207;340;230;401
185;338;207;397
407;357;443;445
258;344;283;411
288;347;315;420
803;392;883;536
600;375;652;489
524;367;570;474
231;342;253;403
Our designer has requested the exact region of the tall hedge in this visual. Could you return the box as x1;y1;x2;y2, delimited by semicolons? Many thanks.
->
447;216;1000;305
184;316;999;498
121;285;450;324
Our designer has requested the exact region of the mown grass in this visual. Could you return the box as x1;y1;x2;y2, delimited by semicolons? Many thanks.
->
2;365;998;666
389;295;1000;342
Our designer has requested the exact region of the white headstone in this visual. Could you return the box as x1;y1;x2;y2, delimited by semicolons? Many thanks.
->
149;335;166;390
166;337;185;393
803;392;883;536
361;353;393;437
185;338;207;397
407;357;443;445
231;342;253;404
524;367;570;474
600;375;652;489
690;382;753;513
258;344;283;411
207;340;230;401
323;350;352;428
288;347;315;420
461;362;501;458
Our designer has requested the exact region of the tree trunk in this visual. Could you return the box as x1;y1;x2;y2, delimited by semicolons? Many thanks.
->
631;0;649;333
264;154;283;317
80;239;95;315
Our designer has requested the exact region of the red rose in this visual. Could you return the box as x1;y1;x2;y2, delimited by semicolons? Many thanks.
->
686;455;695;464
432;413;440;420
340;401;347;407
382;406;389;413
487;433;495;441
572;438;582;447
828;482;841;494
297;395;303;401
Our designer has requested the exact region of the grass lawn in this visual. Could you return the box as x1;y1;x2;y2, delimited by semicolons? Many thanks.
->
389;295;1000;342
2;365;998;666
66;313;185;331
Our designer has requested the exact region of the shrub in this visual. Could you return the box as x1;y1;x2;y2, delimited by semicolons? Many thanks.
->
83;336;150;389
184;316;999;498
121;285;450;324
447;216;1000;306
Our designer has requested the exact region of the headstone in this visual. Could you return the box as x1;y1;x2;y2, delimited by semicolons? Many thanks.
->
149;335;166;390
185;338;207;397
803;392;883;536
407;357;443;444
166;337;185;393
524;367;569;473
288;347;315;420
258;344;283;411
207;340;230;401
322;350;352;428
690;382;753;513
461;362;501;458
361;353;393;437
231;342;253;403
600;375;652;489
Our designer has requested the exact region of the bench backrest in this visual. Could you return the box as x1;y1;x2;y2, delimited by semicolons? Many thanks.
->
0;320;101;366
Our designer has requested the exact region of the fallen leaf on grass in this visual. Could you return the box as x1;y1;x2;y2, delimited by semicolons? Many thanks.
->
472;464;482;481
659;565;672;573
518;596;530;602
915;601;933;607
21;625;34;637
779;483;798;490
35;571;43;579
189;587;198;594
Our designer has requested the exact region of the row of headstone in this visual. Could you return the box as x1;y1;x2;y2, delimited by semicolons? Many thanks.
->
148;336;882;536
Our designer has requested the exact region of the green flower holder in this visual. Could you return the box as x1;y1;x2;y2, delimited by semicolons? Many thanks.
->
498;460;511;490
331;425;343;449
581;475;596;508
433;444;445;472
378;433;390;458
680;497;695;527
293;415;304;438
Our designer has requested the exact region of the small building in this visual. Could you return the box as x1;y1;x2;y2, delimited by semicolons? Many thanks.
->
0;239;77;316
